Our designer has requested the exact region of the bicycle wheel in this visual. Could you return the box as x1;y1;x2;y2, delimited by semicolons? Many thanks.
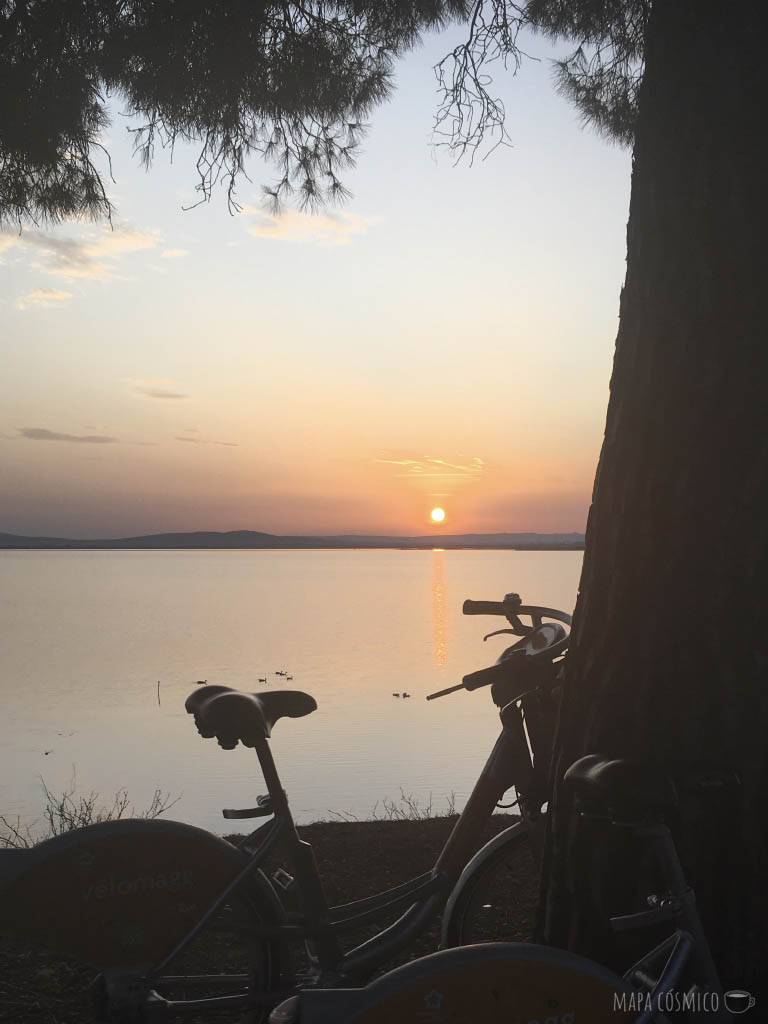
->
442;824;540;946
0;819;284;1024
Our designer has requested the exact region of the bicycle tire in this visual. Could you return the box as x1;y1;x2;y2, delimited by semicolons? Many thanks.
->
442;823;540;947
0;819;284;1024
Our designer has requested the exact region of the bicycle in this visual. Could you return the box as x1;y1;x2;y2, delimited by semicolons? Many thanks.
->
0;593;569;1023
274;756;736;1023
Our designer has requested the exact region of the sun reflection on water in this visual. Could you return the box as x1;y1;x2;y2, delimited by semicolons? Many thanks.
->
431;548;448;668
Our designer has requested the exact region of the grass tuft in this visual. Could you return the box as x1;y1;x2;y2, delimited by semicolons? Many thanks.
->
370;788;457;821
0;775;180;849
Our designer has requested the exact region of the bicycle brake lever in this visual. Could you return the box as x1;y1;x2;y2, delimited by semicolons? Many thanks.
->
483;628;517;641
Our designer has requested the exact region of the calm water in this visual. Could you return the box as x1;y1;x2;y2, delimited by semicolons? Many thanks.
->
0;549;582;832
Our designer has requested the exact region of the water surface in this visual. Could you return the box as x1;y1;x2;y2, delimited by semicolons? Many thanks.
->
0;549;582;831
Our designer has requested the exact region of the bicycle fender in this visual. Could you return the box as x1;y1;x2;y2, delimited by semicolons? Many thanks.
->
0;818;284;967
297;944;638;1023
440;820;529;948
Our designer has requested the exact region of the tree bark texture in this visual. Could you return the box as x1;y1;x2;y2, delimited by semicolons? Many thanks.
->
542;0;767;996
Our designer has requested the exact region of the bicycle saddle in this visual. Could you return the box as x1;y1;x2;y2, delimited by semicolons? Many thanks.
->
185;685;317;748
564;755;678;819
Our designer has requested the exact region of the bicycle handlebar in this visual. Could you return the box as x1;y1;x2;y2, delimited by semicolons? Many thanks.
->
463;596;572;630
426;599;570;700
463;592;522;617
462;659;522;691
462;599;509;616
424;643;557;702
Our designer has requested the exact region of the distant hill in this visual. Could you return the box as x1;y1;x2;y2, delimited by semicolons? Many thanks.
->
0;530;584;550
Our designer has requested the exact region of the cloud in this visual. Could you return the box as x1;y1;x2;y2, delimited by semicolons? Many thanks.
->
17;287;73;310
244;208;377;246
132;379;190;400
174;435;239;447
18;427;118;444
0;223;157;280
375;452;486;479
161;248;188;259
0;233;20;257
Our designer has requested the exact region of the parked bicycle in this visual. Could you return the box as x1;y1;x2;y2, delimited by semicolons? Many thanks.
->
0;592;566;1023
280;749;736;1021
273;760;737;1023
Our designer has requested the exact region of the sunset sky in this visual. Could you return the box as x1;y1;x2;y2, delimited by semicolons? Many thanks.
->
0;25;631;539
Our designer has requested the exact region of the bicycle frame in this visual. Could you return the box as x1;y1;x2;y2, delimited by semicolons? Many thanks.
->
152;696;540;991
58;699;538;1020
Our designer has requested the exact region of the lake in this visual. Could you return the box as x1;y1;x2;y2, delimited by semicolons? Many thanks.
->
0;549;582;833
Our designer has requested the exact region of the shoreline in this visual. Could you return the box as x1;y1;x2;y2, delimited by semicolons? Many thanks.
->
0;529;585;551
0;543;585;551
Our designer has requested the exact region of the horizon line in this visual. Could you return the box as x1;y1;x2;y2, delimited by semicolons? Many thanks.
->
0;527;586;540
0;527;586;551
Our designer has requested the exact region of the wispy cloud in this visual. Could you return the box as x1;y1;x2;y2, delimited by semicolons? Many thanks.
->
174;435;239;447
17;287;73;310
244;208;377;246
161;248;188;259
0;223;157;280
18;427;118;444
375;452;486;479
132;379;190;400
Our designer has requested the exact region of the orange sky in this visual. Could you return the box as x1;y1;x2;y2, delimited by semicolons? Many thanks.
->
0;26;630;538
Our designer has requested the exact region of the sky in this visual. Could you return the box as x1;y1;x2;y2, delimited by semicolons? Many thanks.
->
0;23;632;539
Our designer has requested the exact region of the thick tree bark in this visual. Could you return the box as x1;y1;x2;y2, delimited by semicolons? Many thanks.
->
542;0;767;996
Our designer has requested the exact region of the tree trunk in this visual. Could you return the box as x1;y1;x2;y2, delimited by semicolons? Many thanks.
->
542;0;767;996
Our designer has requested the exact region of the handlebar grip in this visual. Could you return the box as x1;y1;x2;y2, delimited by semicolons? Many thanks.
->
463;660;521;690
463;600;506;616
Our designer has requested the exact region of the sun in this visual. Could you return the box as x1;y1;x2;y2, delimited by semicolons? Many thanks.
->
430;507;446;523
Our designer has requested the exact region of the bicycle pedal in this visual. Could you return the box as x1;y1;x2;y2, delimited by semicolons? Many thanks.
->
271;868;295;892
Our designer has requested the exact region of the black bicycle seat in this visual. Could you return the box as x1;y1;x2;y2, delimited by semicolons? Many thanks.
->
564;755;678;819
185;685;317;748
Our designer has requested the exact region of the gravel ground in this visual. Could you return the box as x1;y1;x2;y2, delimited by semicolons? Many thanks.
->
0;814;537;1023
